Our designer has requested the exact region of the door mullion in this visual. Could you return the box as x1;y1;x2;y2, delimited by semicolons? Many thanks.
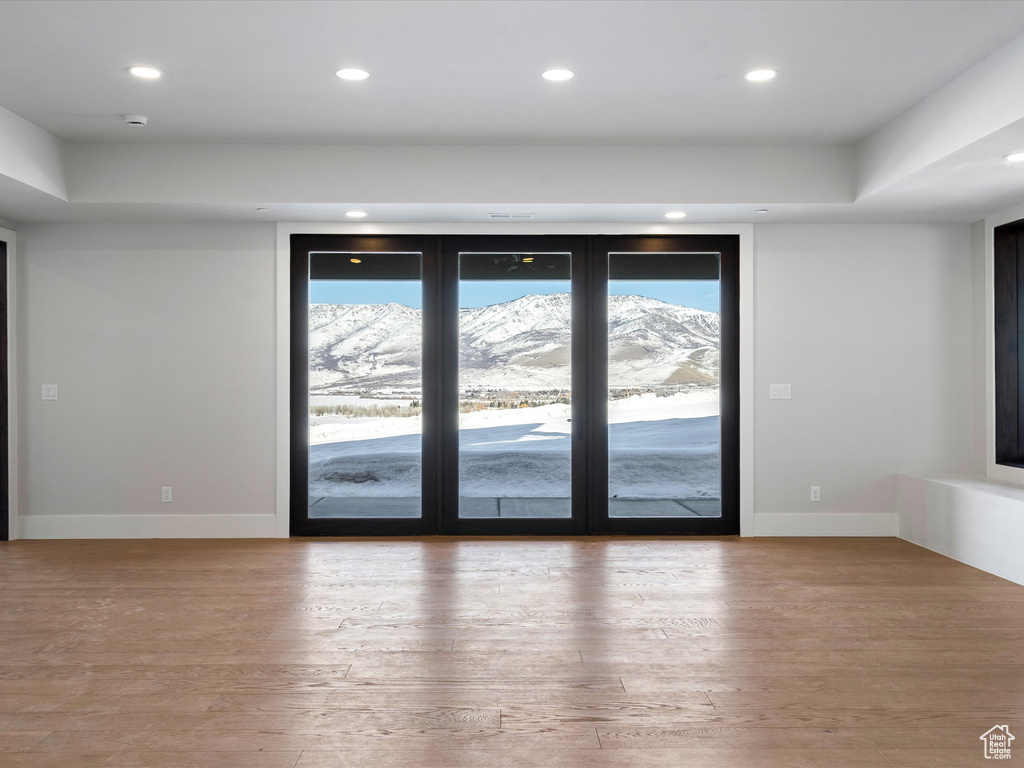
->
424;240;444;534
571;242;589;535
439;239;459;534
587;238;610;534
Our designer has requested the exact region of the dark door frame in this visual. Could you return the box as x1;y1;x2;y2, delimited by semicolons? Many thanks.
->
994;219;1024;466
290;233;739;536
0;238;8;542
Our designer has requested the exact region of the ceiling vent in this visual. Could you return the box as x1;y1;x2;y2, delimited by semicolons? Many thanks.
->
487;213;536;220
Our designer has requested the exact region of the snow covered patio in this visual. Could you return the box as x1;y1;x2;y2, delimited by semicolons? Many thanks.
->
309;391;722;516
308;496;722;519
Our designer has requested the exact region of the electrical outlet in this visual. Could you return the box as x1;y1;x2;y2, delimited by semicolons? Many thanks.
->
810;486;821;502
41;384;58;400
161;487;172;503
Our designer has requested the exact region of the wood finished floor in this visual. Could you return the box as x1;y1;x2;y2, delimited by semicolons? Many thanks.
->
0;536;1022;767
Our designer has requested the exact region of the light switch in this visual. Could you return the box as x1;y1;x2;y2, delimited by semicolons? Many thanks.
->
769;383;791;400
41;384;58;400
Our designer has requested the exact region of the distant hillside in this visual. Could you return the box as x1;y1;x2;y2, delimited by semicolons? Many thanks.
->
310;293;719;394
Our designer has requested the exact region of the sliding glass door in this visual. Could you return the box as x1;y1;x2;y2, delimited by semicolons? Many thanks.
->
292;234;737;536
291;236;440;535
589;237;738;534
442;237;587;534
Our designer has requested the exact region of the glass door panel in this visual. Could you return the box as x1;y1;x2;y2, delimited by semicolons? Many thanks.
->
607;252;722;519
307;251;424;520
457;252;573;520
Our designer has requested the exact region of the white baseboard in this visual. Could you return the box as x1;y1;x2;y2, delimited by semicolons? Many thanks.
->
17;512;900;539
753;512;899;536
18;514;279;539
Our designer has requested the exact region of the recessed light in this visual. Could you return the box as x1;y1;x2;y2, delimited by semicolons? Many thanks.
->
1005;152;1024;164
336;68;369;81
745;69;777;82
345;210;368;218
664;211;687;219
756;209;769;214
350;258;362;264
542;69;574;81
128;66;161;79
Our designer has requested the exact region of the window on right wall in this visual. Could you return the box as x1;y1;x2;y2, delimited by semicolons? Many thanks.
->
994;219;1024;466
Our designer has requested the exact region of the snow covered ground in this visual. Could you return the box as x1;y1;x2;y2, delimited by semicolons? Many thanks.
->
310;395;415;407
309;390;720;499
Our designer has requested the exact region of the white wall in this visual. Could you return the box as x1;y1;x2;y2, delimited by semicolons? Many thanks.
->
67;144;853;206
752;223;974;534
892;215;1024;586
971;220;987;475
13;220;974;538
17;222;278;537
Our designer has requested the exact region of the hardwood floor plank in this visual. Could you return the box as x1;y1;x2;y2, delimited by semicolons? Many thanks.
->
0;732;50;752
502;705;1023;730
294;747;895;767
1;754;302;768
30;727;601;752
878;748;998;767
0;707;501;732
815;690;1024;710
0;680;155;696
594;725;999;749
0;694;218;714
206;690;710;709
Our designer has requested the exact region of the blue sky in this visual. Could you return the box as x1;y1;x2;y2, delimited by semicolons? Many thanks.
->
310;279;720;312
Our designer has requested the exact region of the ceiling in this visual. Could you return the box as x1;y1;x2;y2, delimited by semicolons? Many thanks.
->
2;0;1024;225
3;0;1024;146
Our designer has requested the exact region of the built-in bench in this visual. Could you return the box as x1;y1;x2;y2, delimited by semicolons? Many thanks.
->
897;475;1024;585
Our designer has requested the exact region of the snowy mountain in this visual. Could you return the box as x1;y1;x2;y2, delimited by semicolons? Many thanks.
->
309;294;719;394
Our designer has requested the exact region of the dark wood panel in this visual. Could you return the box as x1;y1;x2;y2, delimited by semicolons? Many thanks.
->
0;240;6;543
994;225;1019;463
1017;231;1024;461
